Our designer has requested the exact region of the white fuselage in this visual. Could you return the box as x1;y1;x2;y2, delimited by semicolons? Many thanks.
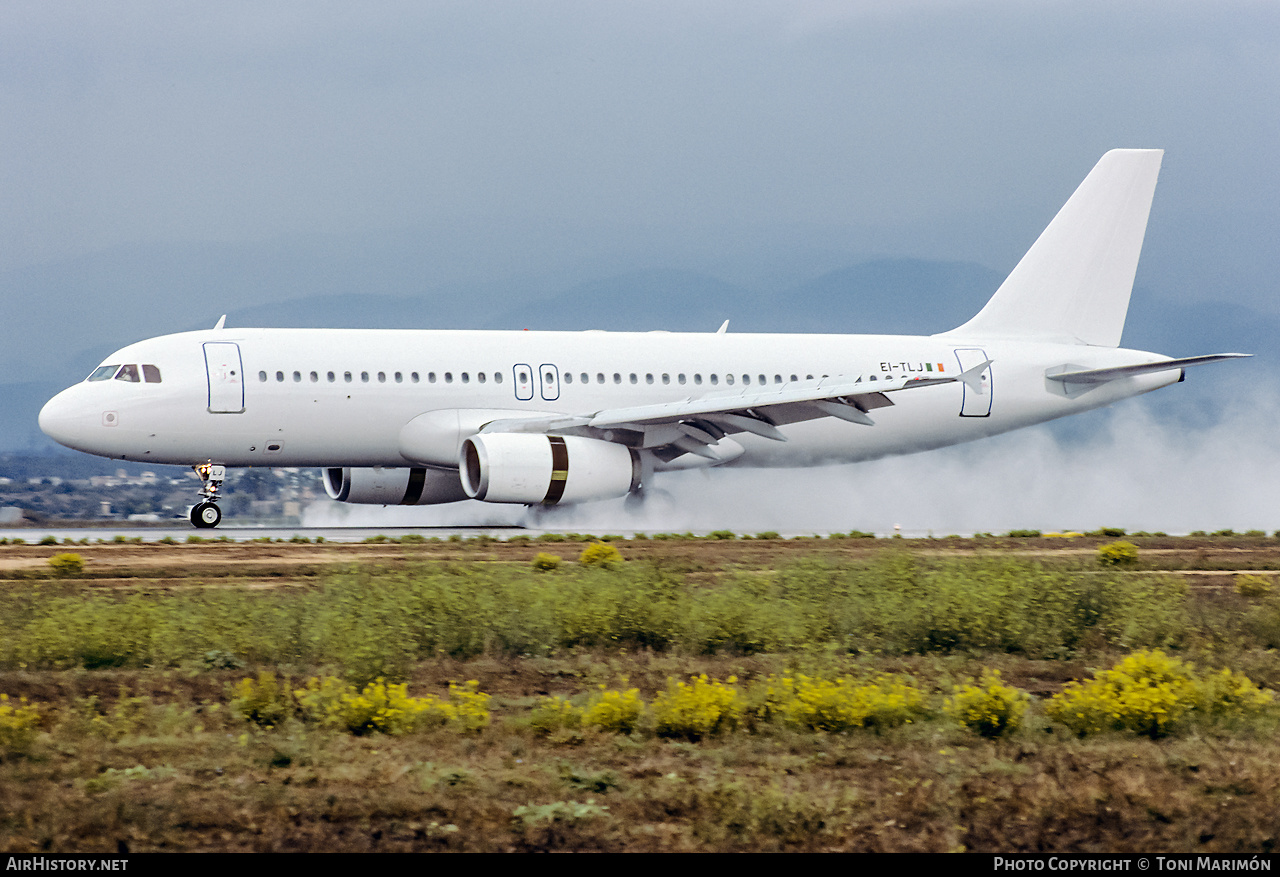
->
38;326;1179;471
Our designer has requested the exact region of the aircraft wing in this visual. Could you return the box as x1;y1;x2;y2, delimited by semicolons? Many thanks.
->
479;360;990;459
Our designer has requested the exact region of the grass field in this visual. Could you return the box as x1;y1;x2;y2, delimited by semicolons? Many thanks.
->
1;532;1278;852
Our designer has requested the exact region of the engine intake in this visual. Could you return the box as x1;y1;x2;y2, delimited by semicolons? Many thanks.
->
460;434;640;504
323;466;467;505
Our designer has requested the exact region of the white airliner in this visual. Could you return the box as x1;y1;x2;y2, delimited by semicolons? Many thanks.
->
39;149;1247;528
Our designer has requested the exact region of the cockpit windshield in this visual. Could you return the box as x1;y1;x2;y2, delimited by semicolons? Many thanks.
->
85;364;162;383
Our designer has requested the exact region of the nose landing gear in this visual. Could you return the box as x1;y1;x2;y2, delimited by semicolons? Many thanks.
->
191;463;226;529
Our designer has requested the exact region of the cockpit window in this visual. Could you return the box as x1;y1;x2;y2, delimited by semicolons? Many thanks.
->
88;365;119;382
142;364;162;383
114;364;141;383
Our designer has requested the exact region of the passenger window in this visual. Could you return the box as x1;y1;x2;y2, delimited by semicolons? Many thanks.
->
142;365;162;383
394;372;403;383
494;372;503;384
478;372;487;383
327;371;336;382
710;375;719;385
293;371;301;383
563;373;571;384
678;374;686;385
378;372;386;383
445;372;453;383
114;364;141;382
258;371;268;382
412;372;420;383
629;373;637;384
344;372;352;383
597;373;605;384
613;373;621;384
310;371;319;382
725;374;734;385
694;374;702;385
461;373;470;383
360;371;369;383
662;374;670;385
276;371;284;382
580;373;588;384
88;365;119;382
646;373;654;384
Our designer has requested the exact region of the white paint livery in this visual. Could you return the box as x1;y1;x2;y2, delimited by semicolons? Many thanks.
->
38;150;1248;527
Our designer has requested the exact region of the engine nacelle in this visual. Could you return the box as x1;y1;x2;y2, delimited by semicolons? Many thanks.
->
323;466;468;505
460;434;640;504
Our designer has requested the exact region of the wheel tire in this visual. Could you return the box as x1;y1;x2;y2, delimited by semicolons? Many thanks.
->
191;502;222;529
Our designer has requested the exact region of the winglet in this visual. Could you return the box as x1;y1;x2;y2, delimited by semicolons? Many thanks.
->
213;315;227;330
716;320;729;334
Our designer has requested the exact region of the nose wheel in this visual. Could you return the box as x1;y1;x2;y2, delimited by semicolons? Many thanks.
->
191;463;227;529
191;501;222;529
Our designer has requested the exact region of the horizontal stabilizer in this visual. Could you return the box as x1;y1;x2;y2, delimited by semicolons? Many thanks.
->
1046;353;1251;385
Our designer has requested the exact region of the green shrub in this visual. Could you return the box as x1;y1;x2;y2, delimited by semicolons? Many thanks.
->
581;685;644;735
0;694;40;757
529;696;584;736
653;675;743;740
1235;574;1273;598
1006;529;1041;538
1047;650;1195;737
1087;527;1127;538
231;671;292;727
1097;540;1139;566
759;674;926;733
1046;649;1272;738
46;552;84;577
531;552;561;571
579;542;623;569
294;677;490;735
1195;667;1275;718
945;670;1028;738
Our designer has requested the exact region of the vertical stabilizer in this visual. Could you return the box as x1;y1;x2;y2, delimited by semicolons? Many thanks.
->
943;149;1163;347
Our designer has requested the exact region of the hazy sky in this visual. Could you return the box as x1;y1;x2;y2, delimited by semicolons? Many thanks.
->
3;1;1277;305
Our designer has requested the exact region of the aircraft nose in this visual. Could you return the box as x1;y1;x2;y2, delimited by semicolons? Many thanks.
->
39;388;86;450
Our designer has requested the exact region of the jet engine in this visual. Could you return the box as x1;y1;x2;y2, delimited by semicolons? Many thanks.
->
323;466;468;505
460;434;640;504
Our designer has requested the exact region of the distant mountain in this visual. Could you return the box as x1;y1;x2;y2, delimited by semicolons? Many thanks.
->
767;259;1002;335
481;269;759;332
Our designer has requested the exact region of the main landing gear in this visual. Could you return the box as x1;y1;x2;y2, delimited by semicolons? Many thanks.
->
191;463;226;529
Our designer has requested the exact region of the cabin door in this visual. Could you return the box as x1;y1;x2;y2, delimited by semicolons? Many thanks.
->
203;342;245;414
953;348;992;417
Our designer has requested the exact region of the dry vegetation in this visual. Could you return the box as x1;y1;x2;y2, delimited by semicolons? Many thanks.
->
1;531;1279;852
